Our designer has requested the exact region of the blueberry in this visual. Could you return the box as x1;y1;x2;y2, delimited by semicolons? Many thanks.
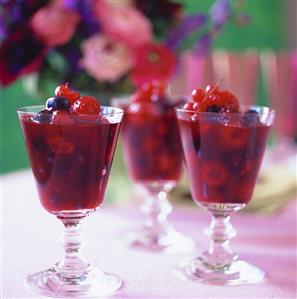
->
33;109;52;124
46;96;70;111
246;108;259;114
242;109;260;126
206;105;219;112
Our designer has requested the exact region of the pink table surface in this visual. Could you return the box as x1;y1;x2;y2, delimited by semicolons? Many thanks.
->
2;170;297;298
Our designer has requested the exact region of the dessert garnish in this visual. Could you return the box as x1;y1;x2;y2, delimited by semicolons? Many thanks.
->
34;83;101;123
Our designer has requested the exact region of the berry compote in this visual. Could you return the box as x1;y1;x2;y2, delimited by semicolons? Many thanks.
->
19;84;122;214
177;84;274;205
112;81;194;253
121;81;183;184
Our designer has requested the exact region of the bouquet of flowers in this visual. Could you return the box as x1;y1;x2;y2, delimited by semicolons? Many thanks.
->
0;0;249;96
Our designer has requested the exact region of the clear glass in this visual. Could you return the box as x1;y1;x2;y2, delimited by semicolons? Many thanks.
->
18;105;124;297
112;97;194;254
175;106;275;285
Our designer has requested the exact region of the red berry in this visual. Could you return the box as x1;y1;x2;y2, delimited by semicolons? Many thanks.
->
132;80;166;103
201;161;228;187
187;84;240;113
222;126;249;149
205;84;219;94
183;102;195;110
192;102;200;110
198;92;223;112
191;88;205;103
219;90;239;113
55;83;80;104
71;96;100;114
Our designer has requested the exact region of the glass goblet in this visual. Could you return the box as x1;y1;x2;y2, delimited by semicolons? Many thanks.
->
112;98;194;254
18;105;123;297
176;106;275;284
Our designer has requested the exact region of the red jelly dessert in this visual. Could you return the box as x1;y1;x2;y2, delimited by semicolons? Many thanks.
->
176;84;273;205
19;84;122;214
120;81;183;183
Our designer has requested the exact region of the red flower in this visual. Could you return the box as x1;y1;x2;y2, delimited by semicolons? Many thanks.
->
0;27;47;86
131;43;176;87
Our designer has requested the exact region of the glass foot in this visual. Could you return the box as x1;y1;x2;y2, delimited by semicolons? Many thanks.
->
25;265;122;297
121;227;194;254
177;258;265;285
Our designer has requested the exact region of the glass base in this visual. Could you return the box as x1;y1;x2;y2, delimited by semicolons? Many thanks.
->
177;258;265;285
25;265;122;297
120;227;194;254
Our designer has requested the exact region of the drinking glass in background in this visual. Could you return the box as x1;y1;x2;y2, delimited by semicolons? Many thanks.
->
18;105;123;297
112;97;194;254
176;105;275;285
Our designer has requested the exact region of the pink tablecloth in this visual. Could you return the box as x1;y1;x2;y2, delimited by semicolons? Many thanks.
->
2;170;297;298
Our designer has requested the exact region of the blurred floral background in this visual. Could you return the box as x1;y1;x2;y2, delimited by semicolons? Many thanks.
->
0;0;251;94
0;0;296;209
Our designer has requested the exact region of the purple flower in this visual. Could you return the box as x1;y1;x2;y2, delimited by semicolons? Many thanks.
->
0;0;47;36
60;0;78;11
194;34;212;56
61;0;100;37
210;0;231;27
182;14;208;32
166;14;207;50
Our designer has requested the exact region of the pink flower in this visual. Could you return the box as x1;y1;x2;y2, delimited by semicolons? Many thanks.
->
30;4;80;47
93;3;152;50
80;34;134;82
130;43;176;87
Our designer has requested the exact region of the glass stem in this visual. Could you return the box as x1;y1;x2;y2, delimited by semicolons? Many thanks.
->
141;187;172;236
55;218;90;278
202;211;237;270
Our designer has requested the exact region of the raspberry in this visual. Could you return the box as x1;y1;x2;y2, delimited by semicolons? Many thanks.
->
222;127;249;149
71;96;100;114
201;161;228;187
219;90;239;113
